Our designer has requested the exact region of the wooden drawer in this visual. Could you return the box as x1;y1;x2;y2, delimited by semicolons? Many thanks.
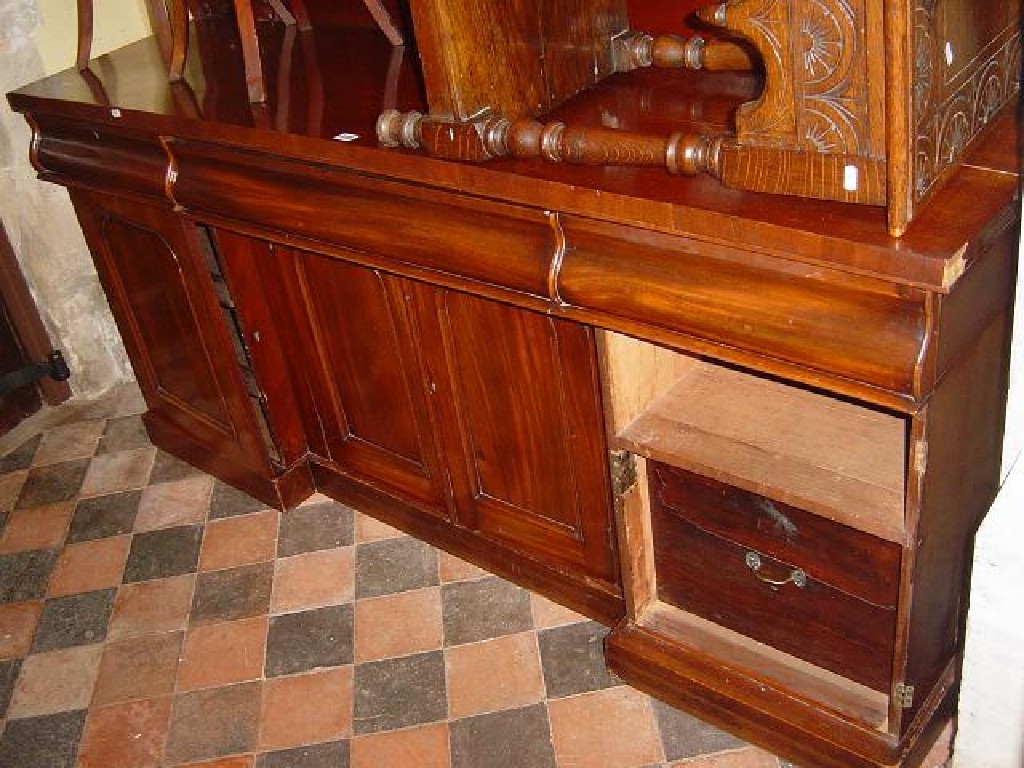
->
31;115;168;200
558;216;929;399
649;462;899;692
165;139;555;300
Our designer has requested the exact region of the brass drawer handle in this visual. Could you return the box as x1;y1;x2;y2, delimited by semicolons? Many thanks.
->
744;551;807;589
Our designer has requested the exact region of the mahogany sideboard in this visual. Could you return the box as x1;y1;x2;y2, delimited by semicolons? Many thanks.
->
7;17;1020;768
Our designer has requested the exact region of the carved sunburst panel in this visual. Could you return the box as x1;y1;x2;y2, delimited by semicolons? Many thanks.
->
912;1;1020;203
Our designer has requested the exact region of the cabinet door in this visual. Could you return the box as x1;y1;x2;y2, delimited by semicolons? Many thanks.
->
416;288;618;584
282;248;450;516
71;191;279;497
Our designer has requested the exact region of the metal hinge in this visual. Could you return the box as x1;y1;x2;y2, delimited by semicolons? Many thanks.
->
895;683;915;708
609;450;637;497
0;350;70;396
913;439;928;476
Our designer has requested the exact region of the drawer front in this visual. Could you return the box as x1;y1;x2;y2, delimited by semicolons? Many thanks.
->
166;140;555;299
650;466;897;691
558;216;928;398
651;464;902;608
31;115;168;200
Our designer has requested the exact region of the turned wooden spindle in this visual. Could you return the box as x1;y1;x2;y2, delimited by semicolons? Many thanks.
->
617;32;754;72
696;2;729;27
377;110;722;178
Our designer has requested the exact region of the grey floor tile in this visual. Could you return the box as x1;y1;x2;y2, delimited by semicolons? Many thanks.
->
209;480;269;519
149;450;204;485
279;502;354;557
190;562;273;625
67;490;141;543
0;708;87;768
653;698;746;761
450;704;556;768
353;650;446;734
442;576;533;646
256;740;350;768
0;435;40;474
355;536;438;599
265;603;353;677
31;588;116;652
15;459;90;509
0;659;22;713
97;415;150;455
123;525;203;583
537;620;617;699
0;550;57;603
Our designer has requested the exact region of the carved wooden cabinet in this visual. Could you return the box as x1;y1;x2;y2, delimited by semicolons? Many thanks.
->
8;12;1020;767
381;0;1020;234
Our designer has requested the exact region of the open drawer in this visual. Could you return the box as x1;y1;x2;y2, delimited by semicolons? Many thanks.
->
648;461;901;692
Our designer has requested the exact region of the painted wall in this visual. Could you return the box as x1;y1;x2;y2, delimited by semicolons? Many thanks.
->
0;0;150;397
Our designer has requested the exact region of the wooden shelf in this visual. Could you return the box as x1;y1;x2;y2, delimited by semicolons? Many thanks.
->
639;601;891;730
615;363;907;543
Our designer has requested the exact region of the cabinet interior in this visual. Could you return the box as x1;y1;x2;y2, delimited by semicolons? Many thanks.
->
599;330;908;544
597;329;907;730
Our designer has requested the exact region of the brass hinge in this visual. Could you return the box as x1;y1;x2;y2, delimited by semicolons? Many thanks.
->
609;450;637;497
895;683;915;708
913;439;928;476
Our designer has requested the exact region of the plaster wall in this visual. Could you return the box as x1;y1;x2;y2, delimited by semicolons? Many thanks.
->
0;0;150;397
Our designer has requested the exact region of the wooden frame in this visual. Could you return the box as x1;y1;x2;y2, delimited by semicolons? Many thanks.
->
0;223;72;406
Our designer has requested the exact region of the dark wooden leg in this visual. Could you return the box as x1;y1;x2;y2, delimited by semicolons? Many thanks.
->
76;0;93;70
233;0;267;103
144;0;174;70
168;0;188;82
289;0;313;31
363;0;404;46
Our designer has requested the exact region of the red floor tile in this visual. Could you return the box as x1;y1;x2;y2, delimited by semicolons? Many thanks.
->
177;616;267;691
47;535;130;597
258;667;353;750
199;510;278;572
78;696;173;768
354;587;442;662
547;686;664;768
0;502;73;553
351;722;451;768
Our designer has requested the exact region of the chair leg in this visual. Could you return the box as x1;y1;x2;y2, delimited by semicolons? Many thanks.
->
168;0;189;81
76;0;93;70
144;0;175;70
234;0;268;102
289;0;312;31
363;0;404;46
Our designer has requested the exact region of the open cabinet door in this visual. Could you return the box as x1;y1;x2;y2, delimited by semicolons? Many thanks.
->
0;221;71;436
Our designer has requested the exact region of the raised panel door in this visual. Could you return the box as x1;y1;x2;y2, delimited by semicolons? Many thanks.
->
70;190;279;498
415;288;618;584
283;248;449;516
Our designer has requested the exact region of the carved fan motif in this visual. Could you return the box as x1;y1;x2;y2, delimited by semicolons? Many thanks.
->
799;2;844;82
937;103;969;165
913;0;1021;202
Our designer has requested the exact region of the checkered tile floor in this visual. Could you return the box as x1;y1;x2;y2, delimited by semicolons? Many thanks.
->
0;385;950;767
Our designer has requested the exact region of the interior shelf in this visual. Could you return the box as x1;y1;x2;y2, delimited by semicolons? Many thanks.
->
638;601;891;730
614;361;907;543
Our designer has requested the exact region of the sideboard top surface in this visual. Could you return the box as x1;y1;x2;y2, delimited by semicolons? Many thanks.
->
8;21;1021;291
